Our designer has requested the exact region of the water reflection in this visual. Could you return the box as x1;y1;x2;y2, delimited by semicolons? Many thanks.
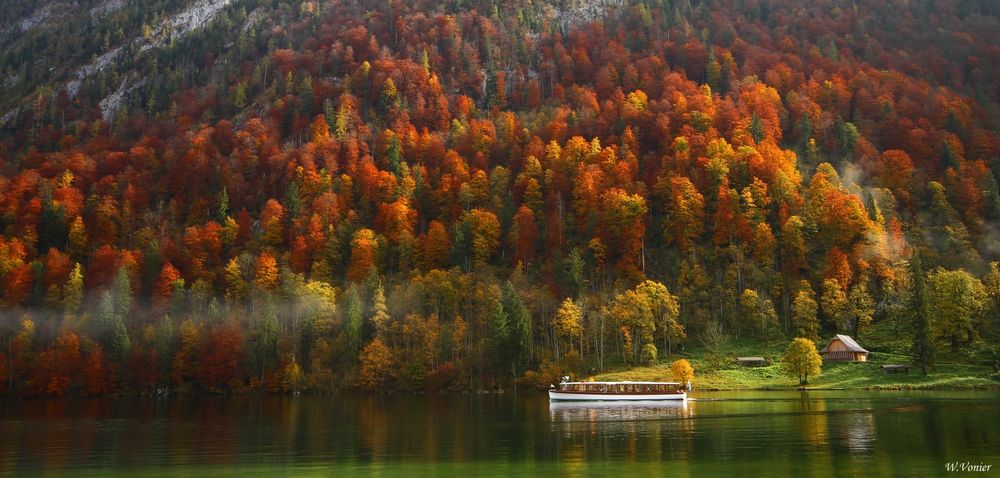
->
799;395;829;449
549;400;697;464
838;412;876;453
549;400;693;423
0;392;997;476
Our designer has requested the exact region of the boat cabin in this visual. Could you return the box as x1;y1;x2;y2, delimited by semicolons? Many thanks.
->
820;334;869;362
550;380;687;401
557;381;682;393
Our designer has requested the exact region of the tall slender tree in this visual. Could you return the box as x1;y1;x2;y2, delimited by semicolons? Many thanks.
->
910;255;934;375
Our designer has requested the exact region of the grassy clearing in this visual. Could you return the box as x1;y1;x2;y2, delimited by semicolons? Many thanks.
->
595;351;997;390
592;322;999;390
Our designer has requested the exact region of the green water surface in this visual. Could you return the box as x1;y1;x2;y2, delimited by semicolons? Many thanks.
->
1;391;998;477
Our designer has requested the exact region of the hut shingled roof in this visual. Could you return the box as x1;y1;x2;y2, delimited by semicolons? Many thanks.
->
821;334;869;353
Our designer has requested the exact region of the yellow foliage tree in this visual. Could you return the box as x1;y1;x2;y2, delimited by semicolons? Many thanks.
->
464;209;500;270
554;298;583;357
670;359;694;385
605;290;653;362
782;337;822;385
255;252;279;291
636;280;683;355
282;361;304;393
359;338;395;391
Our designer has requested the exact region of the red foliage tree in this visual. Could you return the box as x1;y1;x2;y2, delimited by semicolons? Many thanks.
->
197;322;244;392
3;263;33;307
512;206;537;267
82;346;113;396
154;262;183;306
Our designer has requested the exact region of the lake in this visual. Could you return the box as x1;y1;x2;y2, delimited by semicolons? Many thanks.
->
2;391;998;477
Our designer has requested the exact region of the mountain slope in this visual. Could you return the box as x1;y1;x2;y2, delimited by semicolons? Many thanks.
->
0;0;998;396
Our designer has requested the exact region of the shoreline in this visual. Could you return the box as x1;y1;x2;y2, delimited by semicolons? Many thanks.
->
690;384;1000;391
591;358;1000;393
3;377;998;400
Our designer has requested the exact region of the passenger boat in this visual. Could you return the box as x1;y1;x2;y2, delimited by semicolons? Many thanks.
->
548;379;687;401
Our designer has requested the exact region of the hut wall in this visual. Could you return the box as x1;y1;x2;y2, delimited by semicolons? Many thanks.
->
821;351;868;362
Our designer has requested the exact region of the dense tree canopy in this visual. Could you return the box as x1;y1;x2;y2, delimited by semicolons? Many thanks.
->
0;0;999;395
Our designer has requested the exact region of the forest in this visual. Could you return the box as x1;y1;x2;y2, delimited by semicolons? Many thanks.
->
0;0;999;396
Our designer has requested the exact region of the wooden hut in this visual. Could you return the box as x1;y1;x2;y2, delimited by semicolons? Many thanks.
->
820;335;869;362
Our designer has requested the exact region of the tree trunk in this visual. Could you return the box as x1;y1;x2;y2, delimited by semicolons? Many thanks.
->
599;316;605;371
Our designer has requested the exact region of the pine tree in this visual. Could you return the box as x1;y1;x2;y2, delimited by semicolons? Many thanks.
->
502;282;531;381
250;296;279;382
939;141;959;170
111;268;132;325
97;290;131;362
344;285;363;363
218;187;229;222
234;82;248;109
705;51;721;92
38;197;67;254
910;255;934;375
749;112;765;143
155;316;177;382
487;296;510;376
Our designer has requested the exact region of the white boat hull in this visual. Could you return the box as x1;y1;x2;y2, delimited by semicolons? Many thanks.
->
548;390;687;401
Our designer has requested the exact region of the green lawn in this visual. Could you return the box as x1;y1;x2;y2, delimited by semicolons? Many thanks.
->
592;321;999;390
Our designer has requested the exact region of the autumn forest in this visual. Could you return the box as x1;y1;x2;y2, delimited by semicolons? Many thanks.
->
1;0;999;397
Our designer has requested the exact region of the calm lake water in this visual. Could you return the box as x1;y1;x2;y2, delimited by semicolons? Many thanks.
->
2;391;998;477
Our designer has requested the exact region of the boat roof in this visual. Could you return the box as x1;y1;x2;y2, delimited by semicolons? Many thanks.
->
562;381;681;385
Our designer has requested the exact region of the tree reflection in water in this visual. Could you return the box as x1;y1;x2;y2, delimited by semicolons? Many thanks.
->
1;392;998;476
549;400;696;463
